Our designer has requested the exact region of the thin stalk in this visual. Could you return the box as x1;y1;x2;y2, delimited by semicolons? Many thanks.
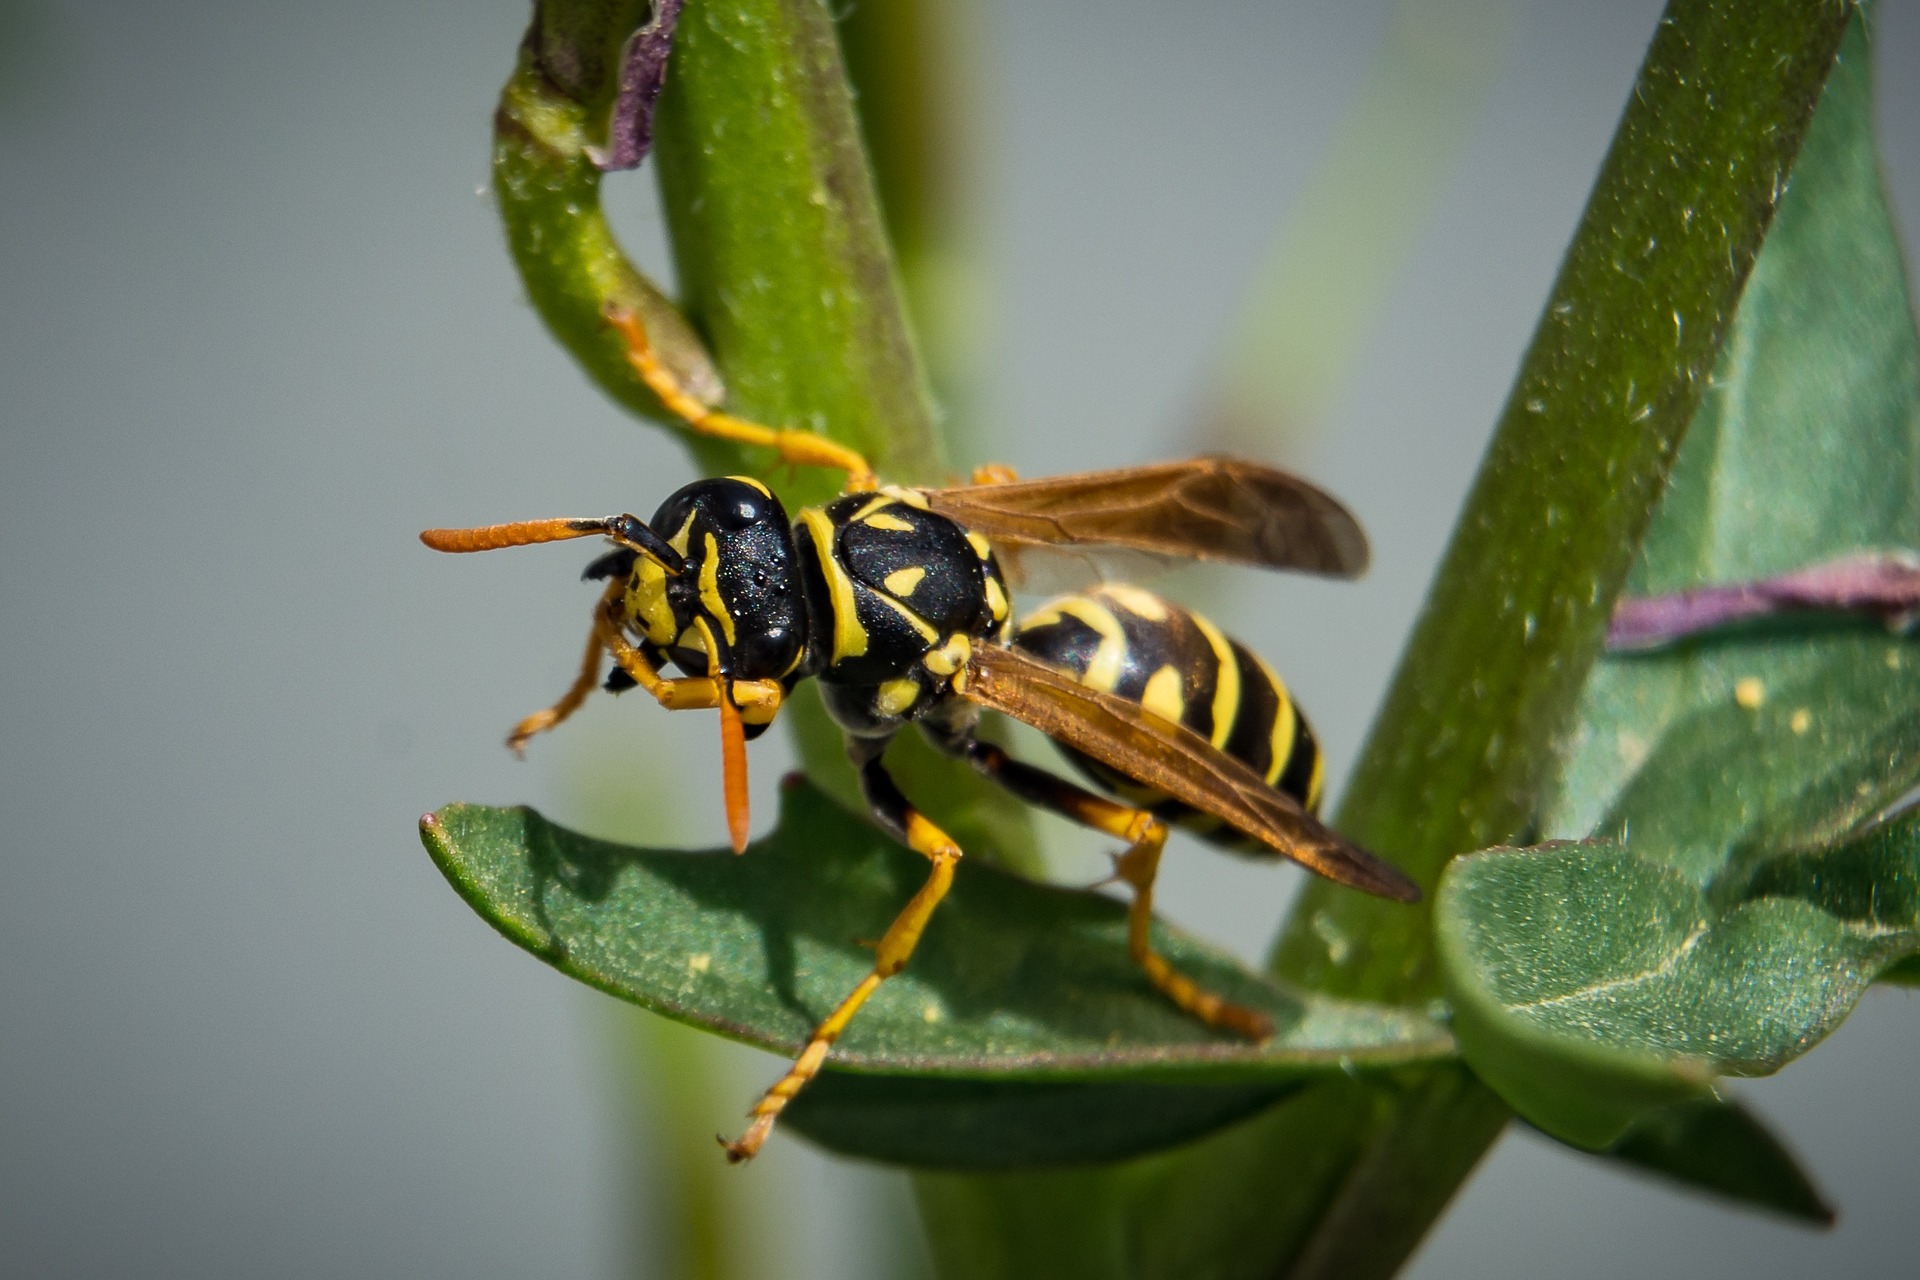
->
1266;3;1854;1275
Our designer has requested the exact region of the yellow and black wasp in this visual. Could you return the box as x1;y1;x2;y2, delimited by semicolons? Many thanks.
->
422;308;1418;1161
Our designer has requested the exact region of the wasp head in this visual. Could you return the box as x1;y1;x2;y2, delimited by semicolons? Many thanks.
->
597;477;809;736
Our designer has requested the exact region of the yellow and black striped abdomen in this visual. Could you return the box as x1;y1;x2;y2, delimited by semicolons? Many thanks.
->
1007;584;1324;840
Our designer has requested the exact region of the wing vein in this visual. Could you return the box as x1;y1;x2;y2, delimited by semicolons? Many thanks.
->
963;645;1418;901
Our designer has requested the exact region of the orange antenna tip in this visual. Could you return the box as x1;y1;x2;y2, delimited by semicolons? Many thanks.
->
418;518;609;554
718;690;752;854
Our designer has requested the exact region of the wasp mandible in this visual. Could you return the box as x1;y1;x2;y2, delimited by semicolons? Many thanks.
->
422;308;1418;1161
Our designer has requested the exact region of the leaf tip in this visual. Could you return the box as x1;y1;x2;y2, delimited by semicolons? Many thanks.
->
418;809;459;867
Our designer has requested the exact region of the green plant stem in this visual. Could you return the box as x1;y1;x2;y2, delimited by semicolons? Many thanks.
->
493;0;730;447
919;3;1856;1277
837;0;985;429
1261;2;1854;1273
1277;0;1856;996
650;0;942;505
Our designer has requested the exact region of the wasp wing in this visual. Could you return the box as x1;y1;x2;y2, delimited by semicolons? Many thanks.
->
922;458;1369;579
962;644;1418;902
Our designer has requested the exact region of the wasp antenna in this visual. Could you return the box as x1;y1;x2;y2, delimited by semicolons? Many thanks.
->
607;514;687;575
687;615;752;854
419;517;616;553
718;691;751;854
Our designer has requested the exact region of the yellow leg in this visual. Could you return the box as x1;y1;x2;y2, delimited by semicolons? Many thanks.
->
502;585;787;753
605;306;876;491
962;741;1272;1039
596;606;785;717
723;809;962;1162
969;462;1021;486
1108;822;1273;1040
505;581;621;753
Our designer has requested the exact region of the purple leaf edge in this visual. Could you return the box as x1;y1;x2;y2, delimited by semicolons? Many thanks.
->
1608;551;1920;650
587;0;685;172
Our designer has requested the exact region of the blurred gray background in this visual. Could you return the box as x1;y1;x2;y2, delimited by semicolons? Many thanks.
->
3;1;1917;1276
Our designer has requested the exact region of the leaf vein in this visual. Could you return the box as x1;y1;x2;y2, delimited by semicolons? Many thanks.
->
1508;923;1708;1013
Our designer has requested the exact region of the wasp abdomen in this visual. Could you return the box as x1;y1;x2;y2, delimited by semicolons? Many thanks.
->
1008;585;1324;835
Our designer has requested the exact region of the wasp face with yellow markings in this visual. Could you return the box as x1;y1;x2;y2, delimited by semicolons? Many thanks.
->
593;476;810;736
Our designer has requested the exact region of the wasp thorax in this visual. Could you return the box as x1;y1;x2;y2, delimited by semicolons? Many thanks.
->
790;488;1012;737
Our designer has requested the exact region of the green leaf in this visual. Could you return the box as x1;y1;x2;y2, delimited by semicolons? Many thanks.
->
420;779;1452;1165
1546;13;1920;860
1557;635;1920;884
1592;1096;1834;1225
1882;952;1920;986
1433;11;1920;1151
1437;815;1920;1149
784;1075;1303;1171
492;2;732;447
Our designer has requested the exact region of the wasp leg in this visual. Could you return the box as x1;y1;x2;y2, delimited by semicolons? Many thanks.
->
723;738;962;1162
597;612;772;854
605;306;876;491
968;462;1020;486
503;585;622;754
597;607;785;718
959;739;1274;1040
501;580;632;753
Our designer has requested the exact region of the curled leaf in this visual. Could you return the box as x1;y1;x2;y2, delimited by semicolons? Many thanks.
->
494;5;726;436
1437;815;1920;1149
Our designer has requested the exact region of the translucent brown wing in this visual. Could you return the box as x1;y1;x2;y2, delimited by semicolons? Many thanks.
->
921;458;1369;579
961;644;1418;902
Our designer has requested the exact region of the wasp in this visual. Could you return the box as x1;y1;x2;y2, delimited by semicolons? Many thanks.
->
422;308;1418;1161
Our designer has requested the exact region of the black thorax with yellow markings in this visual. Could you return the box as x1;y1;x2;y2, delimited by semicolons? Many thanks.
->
793;487;1011;736
603;479;1011;739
